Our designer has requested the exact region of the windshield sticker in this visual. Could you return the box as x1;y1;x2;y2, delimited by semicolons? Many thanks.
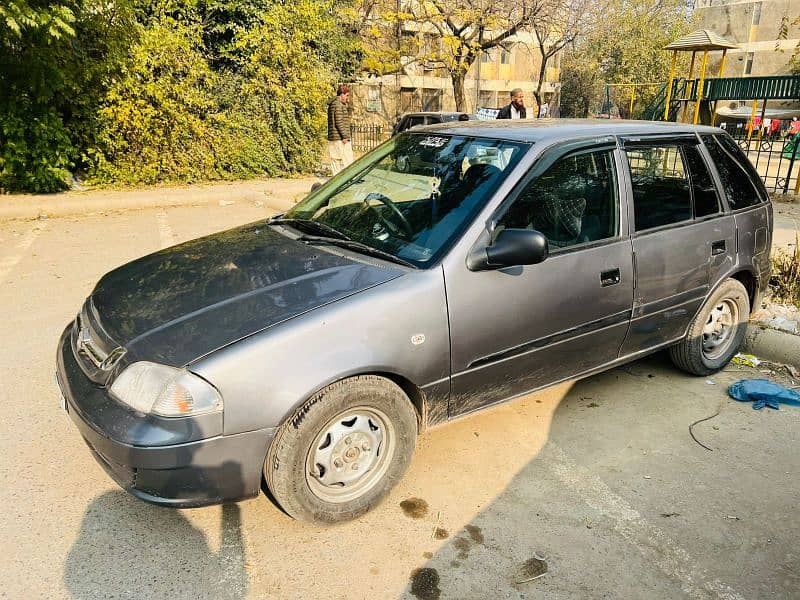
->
419;136;448;148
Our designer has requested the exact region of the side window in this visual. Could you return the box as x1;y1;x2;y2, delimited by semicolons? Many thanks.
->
625;145;691;231
682;144;721;218
406;116;425;130
702;134;763;209
499;149;619;249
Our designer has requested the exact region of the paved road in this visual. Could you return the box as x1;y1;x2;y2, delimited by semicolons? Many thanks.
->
774;201;800;251
1;200;798;599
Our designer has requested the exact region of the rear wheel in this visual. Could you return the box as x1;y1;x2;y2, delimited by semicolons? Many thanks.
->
264;375;418;523
669;278;749;376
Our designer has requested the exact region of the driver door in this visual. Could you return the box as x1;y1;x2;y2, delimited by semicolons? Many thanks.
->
444;143;634;417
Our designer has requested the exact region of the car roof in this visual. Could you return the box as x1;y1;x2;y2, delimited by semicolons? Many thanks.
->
402;112;469;118
411;118;723;143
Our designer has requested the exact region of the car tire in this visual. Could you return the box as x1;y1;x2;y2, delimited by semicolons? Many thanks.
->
669;278;750;376
264;375;418;523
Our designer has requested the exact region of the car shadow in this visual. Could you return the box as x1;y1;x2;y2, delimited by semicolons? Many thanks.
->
397;351;798;599
63;492;248;599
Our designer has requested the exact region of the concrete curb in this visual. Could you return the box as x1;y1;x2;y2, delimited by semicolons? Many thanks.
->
0;177;322;221
741;324;800;370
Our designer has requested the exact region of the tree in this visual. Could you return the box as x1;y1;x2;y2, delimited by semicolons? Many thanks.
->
558;53;601;117
529;0;601;114
559;0;692;118
360;0;548;111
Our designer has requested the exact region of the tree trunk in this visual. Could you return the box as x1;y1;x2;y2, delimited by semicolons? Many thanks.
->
451;69;467;112
534;52;549;118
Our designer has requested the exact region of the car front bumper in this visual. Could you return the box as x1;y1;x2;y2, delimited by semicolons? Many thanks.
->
56;324;275;507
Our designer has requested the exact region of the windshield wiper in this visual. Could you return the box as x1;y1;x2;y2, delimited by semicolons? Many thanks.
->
268;217;351;241
296;234;417;269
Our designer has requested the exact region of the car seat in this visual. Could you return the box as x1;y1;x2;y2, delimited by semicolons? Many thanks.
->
530;191;587;248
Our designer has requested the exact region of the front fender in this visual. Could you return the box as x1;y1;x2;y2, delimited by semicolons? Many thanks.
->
190;268;450;435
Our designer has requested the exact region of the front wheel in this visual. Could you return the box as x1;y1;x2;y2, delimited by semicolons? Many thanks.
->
264;375;418;523
669;278;750;376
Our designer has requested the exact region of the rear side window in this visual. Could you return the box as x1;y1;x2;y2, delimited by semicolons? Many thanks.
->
682;145;721;217
625;146;691;231
702;134;763;209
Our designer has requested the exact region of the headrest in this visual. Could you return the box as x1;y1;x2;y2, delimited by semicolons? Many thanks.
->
533;192;586;239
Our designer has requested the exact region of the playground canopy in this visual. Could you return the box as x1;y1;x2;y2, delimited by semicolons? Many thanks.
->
663;29;739;52
663;29;739;124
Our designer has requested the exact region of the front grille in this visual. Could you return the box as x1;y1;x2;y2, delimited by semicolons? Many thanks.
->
72;298;126;384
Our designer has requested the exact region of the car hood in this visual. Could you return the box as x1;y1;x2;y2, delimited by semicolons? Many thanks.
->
90;222;404;366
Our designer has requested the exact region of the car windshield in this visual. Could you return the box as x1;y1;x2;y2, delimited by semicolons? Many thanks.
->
282;133;529;267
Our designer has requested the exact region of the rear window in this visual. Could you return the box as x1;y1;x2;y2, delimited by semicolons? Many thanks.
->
701;134;764;210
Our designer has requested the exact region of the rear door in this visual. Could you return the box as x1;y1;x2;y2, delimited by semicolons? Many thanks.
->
701;133;772;294
619;136;735;355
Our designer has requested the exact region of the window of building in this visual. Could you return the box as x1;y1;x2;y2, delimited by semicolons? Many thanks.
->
752;2;761;25
625;146;692;231
501;48;511;65
744;52;754;75
499;150;618;249
400;87;420;113
422;88;442;111
478;90;495;109
481;50;491;64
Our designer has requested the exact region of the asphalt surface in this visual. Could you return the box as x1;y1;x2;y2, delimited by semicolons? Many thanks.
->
1;199;798;599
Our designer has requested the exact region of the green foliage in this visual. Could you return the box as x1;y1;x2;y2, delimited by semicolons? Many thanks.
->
0;104;73;192
1;0;362;191
90;18;219;184
558;55;602;118
560;0;693;118
1;1;78;191
770;233;800;308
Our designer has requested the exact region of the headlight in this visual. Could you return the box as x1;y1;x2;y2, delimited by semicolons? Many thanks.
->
109;361;223;417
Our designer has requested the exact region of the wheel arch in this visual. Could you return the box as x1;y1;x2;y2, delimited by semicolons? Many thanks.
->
729;269;757;313
279;370;429;435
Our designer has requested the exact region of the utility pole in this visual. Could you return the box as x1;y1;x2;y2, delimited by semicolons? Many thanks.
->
475;10;484;110
395;0;402;120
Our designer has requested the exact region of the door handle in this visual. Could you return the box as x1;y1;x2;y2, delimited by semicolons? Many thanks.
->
711;240;726;256
600;268;621;287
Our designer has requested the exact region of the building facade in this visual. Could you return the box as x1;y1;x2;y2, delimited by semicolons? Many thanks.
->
694;0;800;75
348;31;562;128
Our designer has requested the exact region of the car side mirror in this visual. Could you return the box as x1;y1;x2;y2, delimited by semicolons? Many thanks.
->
467;228;549;271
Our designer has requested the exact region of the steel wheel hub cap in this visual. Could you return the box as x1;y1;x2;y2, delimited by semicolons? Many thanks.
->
702;299;738;359
306;407;394;503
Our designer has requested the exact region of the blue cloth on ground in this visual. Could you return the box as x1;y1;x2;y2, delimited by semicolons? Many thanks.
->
728;379;800;410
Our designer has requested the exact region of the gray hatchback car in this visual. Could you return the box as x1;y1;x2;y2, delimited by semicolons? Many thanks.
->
57;120;772;523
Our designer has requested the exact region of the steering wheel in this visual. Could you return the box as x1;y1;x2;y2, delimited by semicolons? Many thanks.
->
363;192;414;239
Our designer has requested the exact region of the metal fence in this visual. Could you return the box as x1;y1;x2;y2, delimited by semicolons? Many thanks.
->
350;124;384;152
724;127;800;195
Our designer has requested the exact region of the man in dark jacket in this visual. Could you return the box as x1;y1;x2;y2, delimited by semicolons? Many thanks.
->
327;85;353;174
496;88;526;119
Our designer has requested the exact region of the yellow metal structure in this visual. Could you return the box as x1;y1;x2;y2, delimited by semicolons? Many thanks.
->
710;50;727;126
662;30;739;124
663;51;678;121
747;99;757;141
692;51;709;124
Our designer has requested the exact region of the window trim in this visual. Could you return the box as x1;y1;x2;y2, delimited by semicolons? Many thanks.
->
621;137;726;235
623;142;693;234
680;143;723;219
489;139;623;254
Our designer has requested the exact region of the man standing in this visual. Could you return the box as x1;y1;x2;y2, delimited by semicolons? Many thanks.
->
496;88;526;119
327;85;353;175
